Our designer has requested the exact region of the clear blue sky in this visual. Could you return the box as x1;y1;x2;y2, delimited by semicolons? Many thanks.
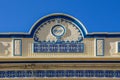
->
0;0;120;33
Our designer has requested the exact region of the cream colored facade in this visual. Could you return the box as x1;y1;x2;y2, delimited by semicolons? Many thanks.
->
0;14;119;58
0;13;120;79
0;37;120;58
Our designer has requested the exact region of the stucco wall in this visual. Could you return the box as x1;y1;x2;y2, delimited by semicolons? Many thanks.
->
0;38;12;57
20;38;95;58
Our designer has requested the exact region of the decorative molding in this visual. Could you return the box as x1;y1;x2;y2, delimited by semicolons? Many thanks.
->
0;63;120;70
96;39;104;56
34;18;83;42
110;42;118;55
13;39;22;56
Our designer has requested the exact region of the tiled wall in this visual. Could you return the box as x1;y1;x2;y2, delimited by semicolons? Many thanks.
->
0;70;119;78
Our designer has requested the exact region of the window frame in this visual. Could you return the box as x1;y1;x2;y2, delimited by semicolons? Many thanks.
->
96;39;104;56
118;42;120;53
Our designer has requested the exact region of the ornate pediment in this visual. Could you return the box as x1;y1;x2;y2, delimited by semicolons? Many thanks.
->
31;14;88;53
33;14;88;42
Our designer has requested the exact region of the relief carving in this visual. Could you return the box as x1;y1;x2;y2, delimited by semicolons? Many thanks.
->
0;42;12;56
110;42;117;55
34;18;82;42
96;40;104;55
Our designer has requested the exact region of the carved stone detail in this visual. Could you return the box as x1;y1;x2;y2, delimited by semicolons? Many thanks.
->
110;42;117;55
96;40;104;55
14;40;21;56
0;42;12;56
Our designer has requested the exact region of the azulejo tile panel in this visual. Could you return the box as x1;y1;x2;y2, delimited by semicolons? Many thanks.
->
0;70;120;78
34;42;84;53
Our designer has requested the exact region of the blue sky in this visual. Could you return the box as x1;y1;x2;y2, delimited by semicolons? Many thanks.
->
0;0;120;33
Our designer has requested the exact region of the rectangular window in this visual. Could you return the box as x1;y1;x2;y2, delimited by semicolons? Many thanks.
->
118;42;120;52
13;39;22;56
96;39;104;56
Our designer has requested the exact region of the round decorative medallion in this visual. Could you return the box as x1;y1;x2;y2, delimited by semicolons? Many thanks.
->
51;24;66;37
34;17;84;42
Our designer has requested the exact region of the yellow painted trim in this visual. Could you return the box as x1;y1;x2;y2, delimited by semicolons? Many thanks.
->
0;57;119;61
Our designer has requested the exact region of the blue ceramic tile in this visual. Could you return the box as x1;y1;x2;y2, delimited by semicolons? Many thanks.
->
16;70;26;77
34;43;84;53
115;70;120;77
105;70;114;77
34;70;45;77
95;70;104;77
75;70;84;77
65;70;75;77
6;71;16;78
46;70;55;77
85;70;94;77
0;71;5;78
26;70;33;77
56;70;65;77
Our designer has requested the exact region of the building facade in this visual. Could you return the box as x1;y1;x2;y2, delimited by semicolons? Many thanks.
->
0;13;120;80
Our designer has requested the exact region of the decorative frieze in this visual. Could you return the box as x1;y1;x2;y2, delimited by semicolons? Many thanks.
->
0;63;120;70
110;42;118;55
0;69;119;78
